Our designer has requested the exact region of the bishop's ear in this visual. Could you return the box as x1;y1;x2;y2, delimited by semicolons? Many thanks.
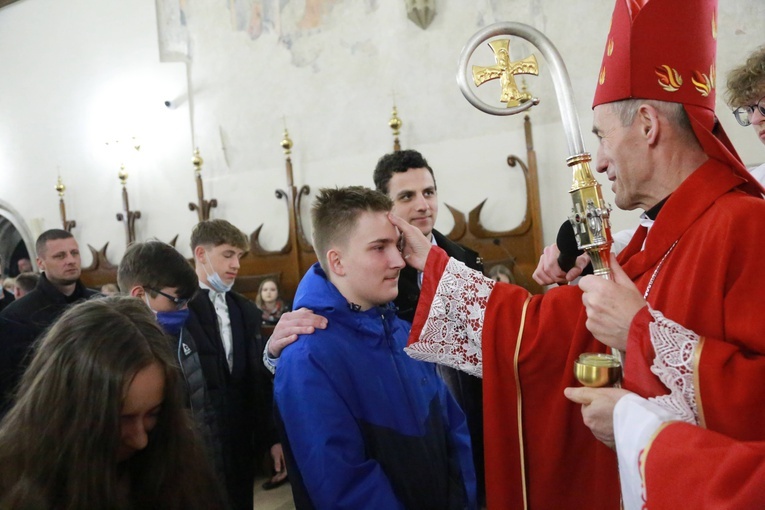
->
326;249;345;277
637;104;660;145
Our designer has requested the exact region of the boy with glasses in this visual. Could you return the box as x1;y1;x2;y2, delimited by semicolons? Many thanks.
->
117;240;224;494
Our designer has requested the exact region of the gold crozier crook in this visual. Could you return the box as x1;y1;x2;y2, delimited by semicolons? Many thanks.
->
458;24;613;280
458;23;619;394
472;40;539;107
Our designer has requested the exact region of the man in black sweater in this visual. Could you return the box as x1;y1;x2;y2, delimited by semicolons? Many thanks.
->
1;229;98;332
373;150;486;505
0;229;99;414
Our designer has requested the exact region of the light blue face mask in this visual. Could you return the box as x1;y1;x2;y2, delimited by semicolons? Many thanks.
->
204;251;234;293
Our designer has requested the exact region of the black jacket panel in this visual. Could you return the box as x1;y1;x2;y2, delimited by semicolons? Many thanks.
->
392;229;487;505
186;289;278;510
0;274;99;417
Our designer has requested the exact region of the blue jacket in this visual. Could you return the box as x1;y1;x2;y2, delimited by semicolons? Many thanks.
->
275;263;477;510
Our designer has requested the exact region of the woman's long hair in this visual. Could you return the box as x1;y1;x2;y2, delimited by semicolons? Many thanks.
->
0;297;223;510
255;277;281;309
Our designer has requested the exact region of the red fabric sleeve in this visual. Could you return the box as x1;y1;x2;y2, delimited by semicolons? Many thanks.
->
623;305;667;398
408;246;449;347
645;422;765;508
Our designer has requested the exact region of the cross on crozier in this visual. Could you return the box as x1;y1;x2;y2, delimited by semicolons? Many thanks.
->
472;39;538;107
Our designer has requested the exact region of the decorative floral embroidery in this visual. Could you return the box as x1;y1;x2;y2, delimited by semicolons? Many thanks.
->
404;259;494;378
655;65;683;92
646;307;699;424
691;69;713;97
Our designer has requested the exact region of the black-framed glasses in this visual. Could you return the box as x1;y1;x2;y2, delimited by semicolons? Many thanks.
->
732;95;765;127
145;287;190;309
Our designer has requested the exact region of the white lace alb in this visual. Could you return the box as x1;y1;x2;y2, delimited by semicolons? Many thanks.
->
404;258;494;378
646;307;700;424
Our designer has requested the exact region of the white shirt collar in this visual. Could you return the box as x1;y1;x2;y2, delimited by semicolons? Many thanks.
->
199;281;222;302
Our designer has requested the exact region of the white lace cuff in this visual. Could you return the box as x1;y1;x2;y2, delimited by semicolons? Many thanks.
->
646;307;700;424
404;258;494;378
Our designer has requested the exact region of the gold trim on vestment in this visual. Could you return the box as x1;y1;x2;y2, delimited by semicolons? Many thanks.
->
514;294;532;510
693;336;707;428
639;421;674;498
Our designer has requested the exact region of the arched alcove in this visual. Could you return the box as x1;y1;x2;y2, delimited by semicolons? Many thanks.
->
0;200;37;276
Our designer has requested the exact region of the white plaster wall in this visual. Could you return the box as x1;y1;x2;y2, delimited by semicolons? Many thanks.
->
0;0;762;265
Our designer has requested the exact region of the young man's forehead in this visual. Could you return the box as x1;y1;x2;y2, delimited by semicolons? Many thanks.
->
349;211;397;242
211;243;245;254
389;168;436;189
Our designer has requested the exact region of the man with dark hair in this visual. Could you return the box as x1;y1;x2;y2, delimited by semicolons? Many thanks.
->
117;242;204;411
118;241;198;303
185;219;283;510
13;272;39;299
1;229;98;336
373;150;484;323
275;186;476;509
0;229;98;415
373;149;486;503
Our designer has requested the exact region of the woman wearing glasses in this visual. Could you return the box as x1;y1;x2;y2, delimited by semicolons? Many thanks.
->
727;45;765;186
0;297;225;509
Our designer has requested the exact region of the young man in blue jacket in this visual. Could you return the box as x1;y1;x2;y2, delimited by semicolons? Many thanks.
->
274;186;476;510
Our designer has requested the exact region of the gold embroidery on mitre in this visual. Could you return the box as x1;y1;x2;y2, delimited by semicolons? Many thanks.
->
655;65;683;92
711;12;717;39
607;38;614;56
691;70;713;97
599;65;606;85
710;63;716;89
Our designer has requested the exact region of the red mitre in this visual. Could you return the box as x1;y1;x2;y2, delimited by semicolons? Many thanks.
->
593;0;764;197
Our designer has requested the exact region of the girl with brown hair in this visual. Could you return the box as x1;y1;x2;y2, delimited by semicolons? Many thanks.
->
0;297;224;509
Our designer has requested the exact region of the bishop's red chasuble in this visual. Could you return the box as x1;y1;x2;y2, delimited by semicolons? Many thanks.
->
406;159;765;509
641;422;765;507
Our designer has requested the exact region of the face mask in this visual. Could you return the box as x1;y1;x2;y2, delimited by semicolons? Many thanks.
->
203;251;234;293
144;294;190;335
155;308;190;336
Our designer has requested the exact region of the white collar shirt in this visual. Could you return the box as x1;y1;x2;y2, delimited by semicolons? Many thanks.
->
417;234;440;288
200;281;234;372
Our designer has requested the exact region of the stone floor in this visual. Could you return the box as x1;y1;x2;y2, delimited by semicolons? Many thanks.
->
253;476;295;510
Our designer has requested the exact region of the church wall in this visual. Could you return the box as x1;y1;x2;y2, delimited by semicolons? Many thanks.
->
0;0;762;266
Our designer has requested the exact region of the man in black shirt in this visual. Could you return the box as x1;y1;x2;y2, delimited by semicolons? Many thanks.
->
0;229;98;414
